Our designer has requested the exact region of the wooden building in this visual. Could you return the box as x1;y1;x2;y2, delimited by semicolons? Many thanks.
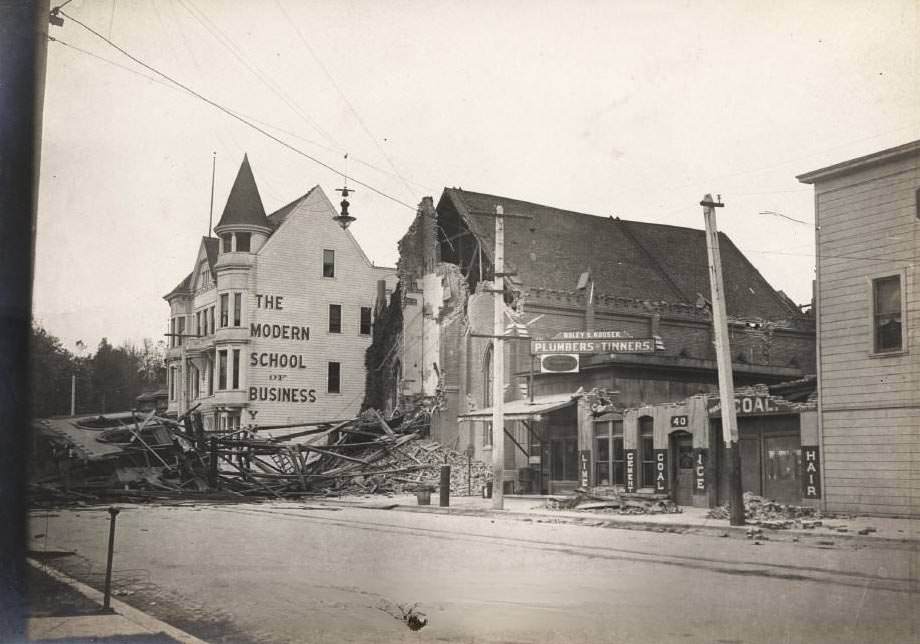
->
163;156;394;431
798;140;920;517
370;189;815;497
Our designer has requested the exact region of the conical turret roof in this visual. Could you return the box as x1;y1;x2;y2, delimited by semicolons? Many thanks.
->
214;155;270;230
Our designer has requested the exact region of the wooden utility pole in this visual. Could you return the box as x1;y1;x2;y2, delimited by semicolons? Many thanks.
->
491;205;505;509
701;194;745;526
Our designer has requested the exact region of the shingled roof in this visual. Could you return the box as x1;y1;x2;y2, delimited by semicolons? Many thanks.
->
214;155;270;230
439;188;797;320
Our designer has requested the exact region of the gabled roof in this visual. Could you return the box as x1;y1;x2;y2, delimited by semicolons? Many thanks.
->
164;272;192;300
214;155;270;230
202;236;219;271
267;186;319;230
439;188;797;320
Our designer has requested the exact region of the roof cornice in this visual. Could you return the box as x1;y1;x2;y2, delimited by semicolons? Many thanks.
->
797;139;920;184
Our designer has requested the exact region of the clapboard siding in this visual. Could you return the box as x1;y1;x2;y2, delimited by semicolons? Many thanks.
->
807;144;920;517
249;188;395;426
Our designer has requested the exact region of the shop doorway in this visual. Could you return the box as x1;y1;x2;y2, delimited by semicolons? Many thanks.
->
715;415;801;504
544;437;578;494
670;431;695;505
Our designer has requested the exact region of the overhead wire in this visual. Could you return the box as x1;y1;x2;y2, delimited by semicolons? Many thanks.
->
273;0;422;201
58;9;417;211
177;0;340;150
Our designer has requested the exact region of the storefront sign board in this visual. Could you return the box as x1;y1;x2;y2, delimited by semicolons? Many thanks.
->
624;449;638;493
801;446;822;499
654;449;669;493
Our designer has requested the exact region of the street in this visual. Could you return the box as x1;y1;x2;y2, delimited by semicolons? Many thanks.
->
29;502;919;644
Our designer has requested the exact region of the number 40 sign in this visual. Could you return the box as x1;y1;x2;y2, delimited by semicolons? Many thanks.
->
670;415;689;428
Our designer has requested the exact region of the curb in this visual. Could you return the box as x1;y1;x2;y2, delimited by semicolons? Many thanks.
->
27;558;208;644
321;500;920;550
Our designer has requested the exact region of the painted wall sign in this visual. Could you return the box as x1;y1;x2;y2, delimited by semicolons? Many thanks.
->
553;330;631;340
624;449;638;493
707;395;783;416
693;448;708;492
670;415;689;428
532;338;658;355
248;387;317;403
249;353;308;369
653;449;669;493
540;354;579;373
250;323;311;341
579;450;591;488
801;446;822;499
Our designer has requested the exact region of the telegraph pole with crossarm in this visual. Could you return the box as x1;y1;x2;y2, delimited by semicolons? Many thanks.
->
701;194;745;526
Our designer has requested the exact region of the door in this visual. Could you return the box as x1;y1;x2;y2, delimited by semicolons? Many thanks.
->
672;432;694;506
763;434;801;502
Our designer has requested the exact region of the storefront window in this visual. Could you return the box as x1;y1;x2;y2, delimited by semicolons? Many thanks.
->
595;435;610;485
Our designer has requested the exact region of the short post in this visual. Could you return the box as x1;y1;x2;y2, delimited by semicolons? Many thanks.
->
102;507;120;611
467;453;472;496
439;464;450;507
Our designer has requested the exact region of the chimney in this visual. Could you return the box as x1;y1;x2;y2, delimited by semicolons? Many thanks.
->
376;280;387;315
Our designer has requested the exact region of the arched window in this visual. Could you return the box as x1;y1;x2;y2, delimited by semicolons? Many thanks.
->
482;344;493;408
482;344;493;446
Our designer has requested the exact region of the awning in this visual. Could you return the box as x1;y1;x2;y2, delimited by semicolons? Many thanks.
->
458;394;579;422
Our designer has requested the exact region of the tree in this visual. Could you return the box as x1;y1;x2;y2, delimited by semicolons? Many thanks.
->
29;323;74;418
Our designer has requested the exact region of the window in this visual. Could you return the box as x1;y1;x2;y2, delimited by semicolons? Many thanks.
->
612;424;625;485
196;312;201;337
176;317;185;346
323;249;335;278
595;433;610;485
207;357;213;396
220;294;229;327
170;318;176;348
328;304;342;333
209;307;215;336
235;232;251;252
360;307;372;335
233;293;242;327
327;361;341;393
639;416;655;488
873;275;903;353
198;262;210;292
221;233;233;253
191;366;200;400
218;350;227;390
232;349;240;389
594;421;625;486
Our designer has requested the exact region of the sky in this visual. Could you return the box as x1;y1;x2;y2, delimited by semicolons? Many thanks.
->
35;0;920;353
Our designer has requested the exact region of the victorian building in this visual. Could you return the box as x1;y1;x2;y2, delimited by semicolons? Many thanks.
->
164;156;395;431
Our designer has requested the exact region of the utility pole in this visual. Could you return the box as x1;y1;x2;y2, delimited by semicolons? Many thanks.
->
0;2;50;638
701;194;745;526
491;205;505;510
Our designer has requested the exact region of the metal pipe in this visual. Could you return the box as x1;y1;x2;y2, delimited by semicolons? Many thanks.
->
102;507;120;611
439;464;450;507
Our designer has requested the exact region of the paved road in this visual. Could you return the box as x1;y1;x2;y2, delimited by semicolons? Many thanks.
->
29;502;919;644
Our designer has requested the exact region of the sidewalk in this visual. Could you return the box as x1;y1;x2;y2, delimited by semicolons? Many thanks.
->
315;493;920;549
27;557;207;643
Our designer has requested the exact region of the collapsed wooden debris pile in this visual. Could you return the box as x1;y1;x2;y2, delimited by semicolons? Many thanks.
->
29;406;492;504
544;488;682;514
707;492;825;528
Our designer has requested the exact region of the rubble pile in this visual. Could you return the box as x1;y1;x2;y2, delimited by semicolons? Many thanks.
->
29;405;492;504
545;488;682;515
707;492;826;528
